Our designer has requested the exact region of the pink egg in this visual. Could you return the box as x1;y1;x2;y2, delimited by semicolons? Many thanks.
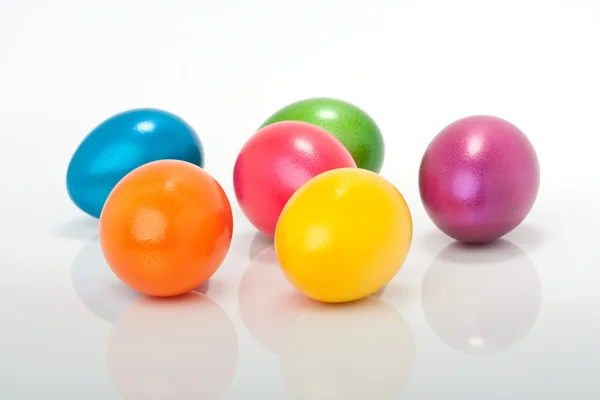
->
233;121;356;238
419;115;540;244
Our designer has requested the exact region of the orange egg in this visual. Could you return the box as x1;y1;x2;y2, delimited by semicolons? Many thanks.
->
99;160;233;297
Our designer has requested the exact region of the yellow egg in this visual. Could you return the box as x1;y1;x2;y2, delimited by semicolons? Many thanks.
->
274;168;413;303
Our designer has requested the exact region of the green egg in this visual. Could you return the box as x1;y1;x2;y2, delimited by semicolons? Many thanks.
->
260;97;385;173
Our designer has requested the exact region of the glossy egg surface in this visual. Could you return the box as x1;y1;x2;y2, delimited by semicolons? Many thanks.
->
419;115;540;244
274;168;413;303
99;159;232;297
67;108;204;218
233;121;356;238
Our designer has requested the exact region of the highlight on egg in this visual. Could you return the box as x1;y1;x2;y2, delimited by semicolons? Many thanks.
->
66;108;204;218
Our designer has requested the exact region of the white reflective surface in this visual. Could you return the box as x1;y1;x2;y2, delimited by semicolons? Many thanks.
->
2;0;599;399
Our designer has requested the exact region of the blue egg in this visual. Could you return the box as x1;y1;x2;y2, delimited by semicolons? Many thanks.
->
66;108;204;218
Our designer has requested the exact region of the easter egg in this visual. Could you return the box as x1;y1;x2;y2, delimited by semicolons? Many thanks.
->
99;159;232;297
67;108;204;218
274;168;413;303
233;121;356;238
260;97;385;172
419;115;540;244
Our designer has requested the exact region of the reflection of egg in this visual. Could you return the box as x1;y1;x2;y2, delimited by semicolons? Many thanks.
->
279;297;415;400
238;246;313;354
107;292;238;400
421;239;542;355
66;108;203;218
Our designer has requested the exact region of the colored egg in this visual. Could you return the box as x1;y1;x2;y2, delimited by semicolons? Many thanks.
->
419;115;540;244
66;108;204;218
260;97;385;172
99;159;232;297
233;121;356;238
274;168;413;303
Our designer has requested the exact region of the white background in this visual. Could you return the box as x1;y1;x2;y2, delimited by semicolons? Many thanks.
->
1;0;598;398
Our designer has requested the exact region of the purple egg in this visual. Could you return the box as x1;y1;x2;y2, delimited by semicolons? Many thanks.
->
419;115;540;244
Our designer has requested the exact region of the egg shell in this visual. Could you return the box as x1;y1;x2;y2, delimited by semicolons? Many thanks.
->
233;120;357;238
274;168;413;303
99;159;233;298
418;115;540;243
66;108;204;218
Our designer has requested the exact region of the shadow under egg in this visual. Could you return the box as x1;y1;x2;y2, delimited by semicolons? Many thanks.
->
56;216;99;240
421;239;542;356
71;236;141;324
248;231;274;259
